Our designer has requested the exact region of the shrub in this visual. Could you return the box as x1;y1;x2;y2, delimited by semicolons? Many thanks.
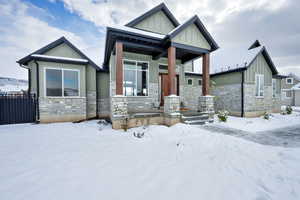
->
217;110;229;122
263;112;271;120
286;106;293;114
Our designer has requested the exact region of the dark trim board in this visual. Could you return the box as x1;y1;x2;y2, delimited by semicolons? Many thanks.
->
125;3;180;28
17;37;102;71
166;15;219;52
171;42;209;54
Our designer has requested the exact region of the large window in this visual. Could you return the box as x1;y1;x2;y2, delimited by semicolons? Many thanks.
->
286;78;293;84
255;74;264;97
45;68;79;97
123;60;148;96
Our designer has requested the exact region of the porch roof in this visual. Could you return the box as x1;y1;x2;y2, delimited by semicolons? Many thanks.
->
103;26;210;70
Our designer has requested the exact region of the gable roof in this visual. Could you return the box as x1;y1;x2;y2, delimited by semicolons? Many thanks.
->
165;15;219;51
248;40;261;50
125;3;180;28
212;45;278;76
17;37;102;71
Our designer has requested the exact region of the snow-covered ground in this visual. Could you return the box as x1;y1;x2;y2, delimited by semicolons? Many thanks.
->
215;112;300;132
0;121;300;200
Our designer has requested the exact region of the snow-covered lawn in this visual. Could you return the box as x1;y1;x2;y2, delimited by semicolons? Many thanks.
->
1;121;300;200
215;112;300;132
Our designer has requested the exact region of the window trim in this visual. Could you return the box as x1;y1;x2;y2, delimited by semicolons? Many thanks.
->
44;67;80;98
122;59;150;97
282;89;292;99
187;78;193;86
272;78;276;98
255;74;264;98
286;78;293;85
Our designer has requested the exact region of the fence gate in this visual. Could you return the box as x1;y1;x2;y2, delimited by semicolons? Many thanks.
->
0;94;37;125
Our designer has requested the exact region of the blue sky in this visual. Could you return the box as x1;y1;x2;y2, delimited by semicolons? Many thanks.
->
0;0;299;79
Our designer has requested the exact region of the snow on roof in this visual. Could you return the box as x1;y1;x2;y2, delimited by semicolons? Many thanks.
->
213;46;263;74
108;25;165;39
31;54;88;63
291;82;300;90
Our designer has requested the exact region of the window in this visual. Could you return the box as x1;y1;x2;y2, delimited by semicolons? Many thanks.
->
272;79;276;98
198;79;202;86
187;78;193;85
285;90;292;98
255;74;264;97
286;78;293;84
45;68;79;97
123;60;148;96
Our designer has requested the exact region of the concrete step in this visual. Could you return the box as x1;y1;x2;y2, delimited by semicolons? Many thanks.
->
181;115;209;121
181;112;213;125
184;119;208;125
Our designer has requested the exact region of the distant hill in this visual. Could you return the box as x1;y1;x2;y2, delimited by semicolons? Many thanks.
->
0;77;28;93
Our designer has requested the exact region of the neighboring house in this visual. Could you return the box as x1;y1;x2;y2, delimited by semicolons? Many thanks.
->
210;40;283;117
281;73;300;106
18;3;219;128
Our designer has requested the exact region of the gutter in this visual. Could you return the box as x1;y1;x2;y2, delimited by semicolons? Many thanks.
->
34;60;40;122
241;71;245;117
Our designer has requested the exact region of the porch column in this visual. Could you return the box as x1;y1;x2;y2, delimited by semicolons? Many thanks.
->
202;53;210;96
115;41;123;95
168;46;176;95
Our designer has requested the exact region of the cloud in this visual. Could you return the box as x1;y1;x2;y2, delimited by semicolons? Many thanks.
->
0;0;103;79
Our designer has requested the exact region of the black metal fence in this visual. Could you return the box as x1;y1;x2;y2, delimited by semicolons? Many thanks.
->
0;94;37;125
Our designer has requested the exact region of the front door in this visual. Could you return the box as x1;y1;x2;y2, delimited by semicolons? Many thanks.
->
159;74;179;106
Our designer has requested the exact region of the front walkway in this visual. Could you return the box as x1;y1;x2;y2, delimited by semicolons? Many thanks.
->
201;124;300;148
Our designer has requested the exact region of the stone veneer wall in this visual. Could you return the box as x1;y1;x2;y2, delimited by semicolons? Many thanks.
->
181;85;202;110
211;84;242;116
39;97;86;123
244;84;281;117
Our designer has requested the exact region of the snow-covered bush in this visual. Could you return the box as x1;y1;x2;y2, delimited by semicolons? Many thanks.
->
286;106;293;114
217;110;229;122
263;112;271;120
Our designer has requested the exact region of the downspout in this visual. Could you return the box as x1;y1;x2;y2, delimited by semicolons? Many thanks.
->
241;71;245;117
96;71;99;118
34;60;40;122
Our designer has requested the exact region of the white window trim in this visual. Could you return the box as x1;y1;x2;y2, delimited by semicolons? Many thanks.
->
255;74;264;98
123;59;150;97
44;67;81;98
286;78;293;85
187;78;193;86
282;89;292;99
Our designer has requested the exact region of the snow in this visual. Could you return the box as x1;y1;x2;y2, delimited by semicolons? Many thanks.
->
215;112;300;132
291;82;300;90
108;25;165;39
0;121;300;200
31;54;88;63
0;84;27;92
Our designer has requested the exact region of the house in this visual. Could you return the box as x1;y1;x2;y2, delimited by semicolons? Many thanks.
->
281;73;300;106
209;40;283;117
17;3;219;128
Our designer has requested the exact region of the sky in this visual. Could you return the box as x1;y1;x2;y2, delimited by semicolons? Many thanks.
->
0;0;299;79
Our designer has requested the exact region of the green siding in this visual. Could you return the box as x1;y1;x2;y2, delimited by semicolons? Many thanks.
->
212;72;242;85
134;10;175;34
244;53;272;86
44;43;82;58
185;75;202;86
28;61;37;94
172;23;211;50
86;65;96;91
97;72;109;98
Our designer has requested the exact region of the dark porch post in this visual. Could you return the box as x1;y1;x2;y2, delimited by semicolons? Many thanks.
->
202;53;210;96
115;41;123;95
168;46;176;95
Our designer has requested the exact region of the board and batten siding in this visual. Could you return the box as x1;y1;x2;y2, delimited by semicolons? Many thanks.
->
134;10;175;35
172;23;211;50
244;53;272;86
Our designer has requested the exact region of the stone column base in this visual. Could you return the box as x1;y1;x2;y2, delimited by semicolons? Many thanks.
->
198;95;214;119
111;95;128;129
164;95;181;126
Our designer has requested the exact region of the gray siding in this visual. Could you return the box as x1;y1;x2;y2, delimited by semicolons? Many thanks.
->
172;23;211;50
44;43;82;58
97;72;110;117
244;53;272;86
134;10;175;34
